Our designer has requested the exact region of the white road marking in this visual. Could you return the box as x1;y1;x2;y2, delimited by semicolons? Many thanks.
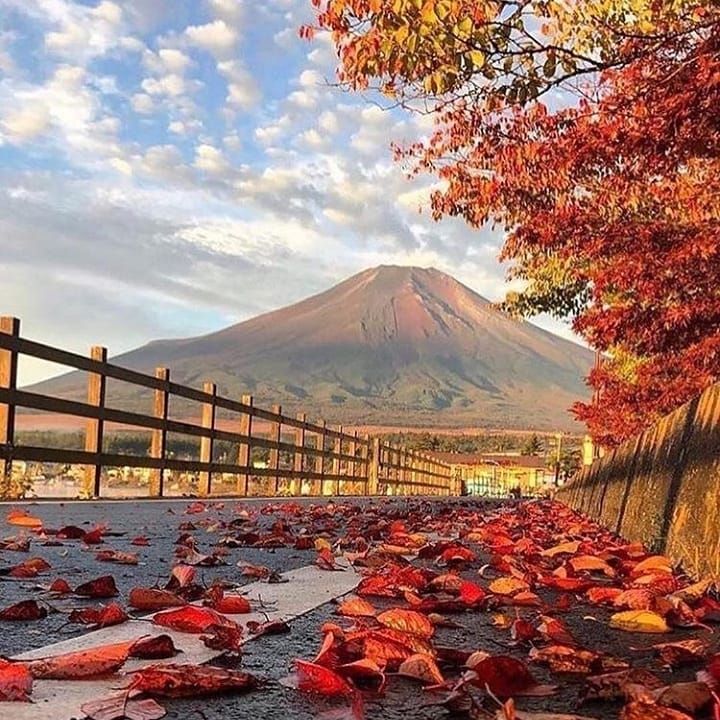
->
3;563;359;720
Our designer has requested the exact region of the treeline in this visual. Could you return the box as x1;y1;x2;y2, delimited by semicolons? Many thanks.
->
379;432;555;455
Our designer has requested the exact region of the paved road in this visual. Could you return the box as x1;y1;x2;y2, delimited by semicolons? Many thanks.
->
0;498;706;720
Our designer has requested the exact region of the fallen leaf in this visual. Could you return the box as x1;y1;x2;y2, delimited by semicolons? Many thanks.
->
0;599;48;621
398;653;444;685
75;575;119;599
81;691;166;720
470;655;557;697
620;701;693;719
337;597;376;617
376;608;434;639
0;659;32;701
129;663;259;697
153;606;236;634
652;638;710;667
291;660;354;697
489;577;530;597
69;602;128;629
338;659;386;691
26;639;136;679
610;610;669;634
130;635;180;660
654;681;713;714
6;510;42;528
129;588;187;611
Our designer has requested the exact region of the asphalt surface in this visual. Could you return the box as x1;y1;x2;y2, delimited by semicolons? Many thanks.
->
0;499;707;720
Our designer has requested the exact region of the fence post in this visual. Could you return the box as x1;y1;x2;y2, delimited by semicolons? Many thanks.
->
238;394;253;496
333;426;342;496
293;412;306;496
0;317;20;488
84;346;107;498
198;382;216;497
314;421;326;496
149;367;169;497
347;431;357;495
269;404;282;495
368;437;380;496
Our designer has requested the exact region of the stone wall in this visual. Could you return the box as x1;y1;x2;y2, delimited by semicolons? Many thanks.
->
556;383;720;578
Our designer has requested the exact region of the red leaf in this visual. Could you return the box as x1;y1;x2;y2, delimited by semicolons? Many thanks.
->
0;599;47;621
129;663;259;697
129;588;186;611
292;660;354;697
459;580;486;606
75;575;119;599
0;659;32;701
470;655;557;697
153;606;236;634
130;635;180;660
49;578;72;594
26;639;136;679
69;602;128;629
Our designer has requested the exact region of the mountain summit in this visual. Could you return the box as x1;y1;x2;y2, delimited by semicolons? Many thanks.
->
34;266;594;429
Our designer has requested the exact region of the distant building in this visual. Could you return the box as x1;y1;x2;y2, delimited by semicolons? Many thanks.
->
428;452;549;497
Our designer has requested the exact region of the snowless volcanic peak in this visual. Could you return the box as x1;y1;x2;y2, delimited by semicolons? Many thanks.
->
30;266;595;430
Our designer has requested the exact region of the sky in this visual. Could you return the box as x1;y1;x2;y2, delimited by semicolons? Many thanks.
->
0;0;578;385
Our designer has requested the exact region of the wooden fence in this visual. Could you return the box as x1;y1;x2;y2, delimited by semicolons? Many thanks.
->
0;317;454;499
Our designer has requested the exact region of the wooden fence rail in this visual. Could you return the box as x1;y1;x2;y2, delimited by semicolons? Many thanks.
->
0;318;455;499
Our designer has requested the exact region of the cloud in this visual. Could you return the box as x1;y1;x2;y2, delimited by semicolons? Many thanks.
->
217;60;260;110
194;144;230;175
131;92;156;114
1;105;51;142
207;0;245;24
141;73;188;97
185;20;237;57
143;48;192;75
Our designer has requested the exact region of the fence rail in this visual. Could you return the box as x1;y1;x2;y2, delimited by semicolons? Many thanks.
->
0;317;455;499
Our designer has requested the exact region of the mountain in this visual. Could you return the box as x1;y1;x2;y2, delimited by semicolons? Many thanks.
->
29;266;595;430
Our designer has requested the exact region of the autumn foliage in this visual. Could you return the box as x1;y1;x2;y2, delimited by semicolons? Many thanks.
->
306;0;720;445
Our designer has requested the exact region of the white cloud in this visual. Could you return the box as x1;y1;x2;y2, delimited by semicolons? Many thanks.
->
141;73;188;97
109;156;133;175
91;1;123;25
1;105;51;142
131;92;155;114
208;0;244;24
194;143;230;175
185;20;237;57
318;110;339;134
144;48;192;75
223;133;242;150
217;60;260;110
299;128;325;150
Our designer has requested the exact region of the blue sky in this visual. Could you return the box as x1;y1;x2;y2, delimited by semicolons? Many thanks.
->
0;0;577;384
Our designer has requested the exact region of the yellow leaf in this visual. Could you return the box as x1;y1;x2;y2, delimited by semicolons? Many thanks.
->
394;24;410;44
489;577;530;596
609;610;669;634
421;1;437;23
467;49;486;68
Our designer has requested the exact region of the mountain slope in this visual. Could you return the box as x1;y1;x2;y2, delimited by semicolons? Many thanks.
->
30;266;594;429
